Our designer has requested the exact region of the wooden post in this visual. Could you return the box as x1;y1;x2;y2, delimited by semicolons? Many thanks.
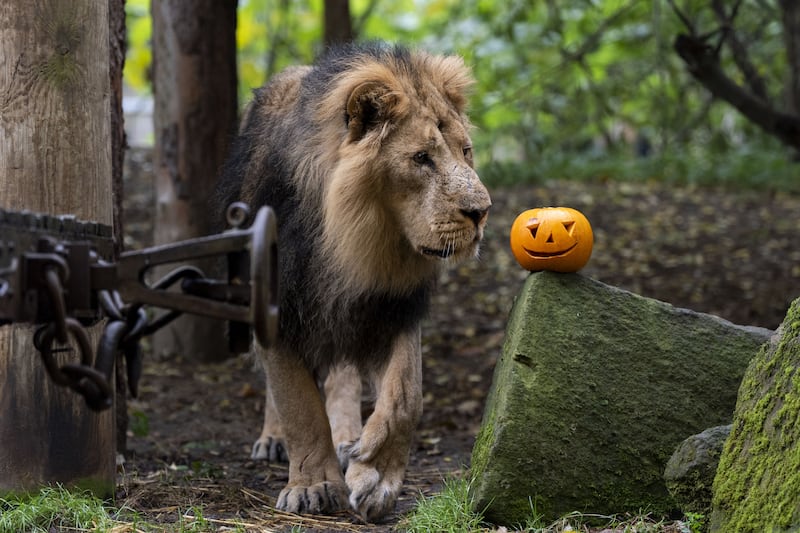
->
151;0;238;361
0;0;115;496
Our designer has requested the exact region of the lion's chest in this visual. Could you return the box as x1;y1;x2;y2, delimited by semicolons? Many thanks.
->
278;284;430;371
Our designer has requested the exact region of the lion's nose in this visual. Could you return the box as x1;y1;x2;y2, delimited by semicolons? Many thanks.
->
461;206;490;227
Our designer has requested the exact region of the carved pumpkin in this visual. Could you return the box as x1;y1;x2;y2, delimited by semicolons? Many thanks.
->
510;207;593;272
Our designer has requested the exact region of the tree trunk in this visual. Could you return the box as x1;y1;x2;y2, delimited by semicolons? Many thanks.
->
324;0;353;45
151;0;238;361
0;0;115;495
109;0;128;455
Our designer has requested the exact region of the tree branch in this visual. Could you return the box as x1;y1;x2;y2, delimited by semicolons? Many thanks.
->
666;0;696;35
711;0;769;102
780;0;800;113
560;1;638;62
674;33;800;151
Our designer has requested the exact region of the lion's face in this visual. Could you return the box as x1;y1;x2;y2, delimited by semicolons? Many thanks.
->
381;112;490;264
317;50;491;296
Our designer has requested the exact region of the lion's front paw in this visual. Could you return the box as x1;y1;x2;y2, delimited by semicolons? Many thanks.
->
251;435;288;463
344;447;405;522
276;480;349;515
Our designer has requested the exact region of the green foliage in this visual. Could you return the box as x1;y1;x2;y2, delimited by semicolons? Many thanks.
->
124;0;799;189
125;0;151;92
416;0;793;173
129;408;150;437
479;140;800;192
684;512;706;533
237;0;321;98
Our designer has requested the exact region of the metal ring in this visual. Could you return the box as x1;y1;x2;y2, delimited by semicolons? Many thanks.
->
61;363;113;411
226;202;251;228
36;318;94;386
250;206;279;348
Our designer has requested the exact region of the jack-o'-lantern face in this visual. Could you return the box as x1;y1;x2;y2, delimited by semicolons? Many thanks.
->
510;207;593;272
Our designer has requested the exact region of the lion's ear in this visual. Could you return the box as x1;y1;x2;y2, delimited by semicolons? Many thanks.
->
346;81;407;141
436;55;474;112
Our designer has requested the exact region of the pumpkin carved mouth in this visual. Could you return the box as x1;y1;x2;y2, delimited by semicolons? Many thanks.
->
523;241;578;258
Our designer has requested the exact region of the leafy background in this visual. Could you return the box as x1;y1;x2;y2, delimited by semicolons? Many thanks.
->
124;0;799;192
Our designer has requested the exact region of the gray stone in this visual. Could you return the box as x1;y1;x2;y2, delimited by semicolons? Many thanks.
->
470;272;771;526
664;424;731;519
710;297;800;532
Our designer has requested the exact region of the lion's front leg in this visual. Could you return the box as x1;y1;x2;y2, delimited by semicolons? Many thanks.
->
343;327;423;521
257;344;349;515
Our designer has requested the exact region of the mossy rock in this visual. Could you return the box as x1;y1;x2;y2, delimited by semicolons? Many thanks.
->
470;272;771;526
664;424;731;524
710;297;800;532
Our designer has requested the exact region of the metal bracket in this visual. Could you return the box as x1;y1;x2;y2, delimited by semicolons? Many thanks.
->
0;203;279;411
93;204;278;349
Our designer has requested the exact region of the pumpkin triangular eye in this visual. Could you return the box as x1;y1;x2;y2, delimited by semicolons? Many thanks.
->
526;218;540;239
563;220;575;235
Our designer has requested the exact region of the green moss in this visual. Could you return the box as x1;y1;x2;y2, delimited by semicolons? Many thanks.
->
711;298;800;532
36;1;86;90
664;425;730;519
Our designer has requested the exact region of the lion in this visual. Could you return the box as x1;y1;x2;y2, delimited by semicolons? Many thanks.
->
214;42;491;521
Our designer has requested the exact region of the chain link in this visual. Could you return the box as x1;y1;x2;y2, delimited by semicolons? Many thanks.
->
31;264;217;411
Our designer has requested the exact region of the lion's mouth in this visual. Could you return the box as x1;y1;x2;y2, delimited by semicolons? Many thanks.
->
421;246;455;259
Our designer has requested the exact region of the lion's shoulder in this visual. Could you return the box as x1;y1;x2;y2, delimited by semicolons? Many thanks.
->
240;65;312;132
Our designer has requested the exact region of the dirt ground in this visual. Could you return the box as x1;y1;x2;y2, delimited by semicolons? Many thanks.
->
118;150;800;531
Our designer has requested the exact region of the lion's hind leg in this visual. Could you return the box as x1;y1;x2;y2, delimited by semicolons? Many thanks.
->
323;363;363;469
342;327;423;522
251;368;288;463
257;344;349;515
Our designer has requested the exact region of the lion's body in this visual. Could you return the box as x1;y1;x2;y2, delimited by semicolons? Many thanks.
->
215;42;490;521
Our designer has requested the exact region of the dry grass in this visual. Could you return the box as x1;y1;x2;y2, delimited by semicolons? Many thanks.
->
115;462;458;532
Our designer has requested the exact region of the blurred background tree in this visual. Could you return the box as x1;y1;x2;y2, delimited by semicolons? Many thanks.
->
124;0;799;192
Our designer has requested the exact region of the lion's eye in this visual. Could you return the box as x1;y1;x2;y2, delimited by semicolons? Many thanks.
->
413;151;432;165
463;145;473;158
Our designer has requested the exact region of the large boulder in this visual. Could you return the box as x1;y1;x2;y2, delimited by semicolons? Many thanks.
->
470;272;771;525
710;297;800;532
